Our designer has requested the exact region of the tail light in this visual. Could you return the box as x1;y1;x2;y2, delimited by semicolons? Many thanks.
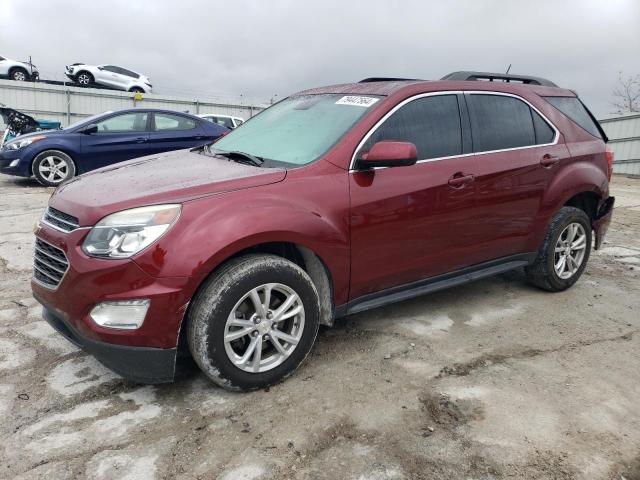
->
605;145;614;180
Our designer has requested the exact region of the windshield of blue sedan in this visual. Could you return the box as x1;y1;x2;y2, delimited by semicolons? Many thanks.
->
211;94;382;166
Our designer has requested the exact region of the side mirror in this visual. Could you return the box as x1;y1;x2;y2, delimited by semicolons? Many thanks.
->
80;124;98;134
356;141;418;169
97;66;104;71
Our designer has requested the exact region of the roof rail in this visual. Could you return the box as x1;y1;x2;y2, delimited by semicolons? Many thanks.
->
440;71;558;87
358;77;422;83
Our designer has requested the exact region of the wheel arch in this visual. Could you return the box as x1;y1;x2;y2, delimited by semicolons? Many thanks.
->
175;240;336;362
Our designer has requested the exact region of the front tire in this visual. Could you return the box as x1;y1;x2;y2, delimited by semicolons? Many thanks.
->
75;71;93;86
32;150;76;187
525;206;592;292
11;68;28;81
129;87;144;93
187;255;320;391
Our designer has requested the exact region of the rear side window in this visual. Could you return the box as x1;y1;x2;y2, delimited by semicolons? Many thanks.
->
361;94;462;160
543;96;602;138
532;110;555;144
154;113;196;131
467;94;536;152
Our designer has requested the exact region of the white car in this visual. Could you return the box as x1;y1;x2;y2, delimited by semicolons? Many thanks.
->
199;114;244;129
0;55;39;81
64;63;152;93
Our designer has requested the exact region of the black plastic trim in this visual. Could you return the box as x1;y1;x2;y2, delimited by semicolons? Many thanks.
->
335;253;536;317
441;71;558;87
36;299;177;384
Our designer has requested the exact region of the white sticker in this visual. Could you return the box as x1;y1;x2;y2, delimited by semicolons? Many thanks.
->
335;96;380;107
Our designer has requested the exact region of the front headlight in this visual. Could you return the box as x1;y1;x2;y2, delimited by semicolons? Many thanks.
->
82;204;181;258
5;135;45;151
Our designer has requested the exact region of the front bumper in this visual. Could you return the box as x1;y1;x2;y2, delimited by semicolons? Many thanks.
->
31;222;200;382
40;304;177;383
0;147;31;177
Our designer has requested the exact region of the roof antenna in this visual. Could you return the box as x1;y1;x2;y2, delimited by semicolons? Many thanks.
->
505;64;512;74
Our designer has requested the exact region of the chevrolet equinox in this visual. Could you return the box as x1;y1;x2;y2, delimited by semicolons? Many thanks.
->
32;71;615;391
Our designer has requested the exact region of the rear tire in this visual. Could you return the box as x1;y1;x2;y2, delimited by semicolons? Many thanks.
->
76;71;93;86
32;150;76;187
187;254;320;391
525;206;592;292
129;87;144;93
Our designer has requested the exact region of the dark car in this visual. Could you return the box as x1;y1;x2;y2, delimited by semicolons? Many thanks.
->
33;71;614;391
0;108;228;186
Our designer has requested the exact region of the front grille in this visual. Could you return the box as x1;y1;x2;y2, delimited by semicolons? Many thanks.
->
42;207;79;233
33;238;69;288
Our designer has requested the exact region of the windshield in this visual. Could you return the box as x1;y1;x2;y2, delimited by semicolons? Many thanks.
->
64;112;113;131
211;94;382;166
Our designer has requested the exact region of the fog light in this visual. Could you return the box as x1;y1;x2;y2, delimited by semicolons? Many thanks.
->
89;300;149;329
9;159;20;167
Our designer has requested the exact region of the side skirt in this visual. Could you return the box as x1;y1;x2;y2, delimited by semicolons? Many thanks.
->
335;253;536;318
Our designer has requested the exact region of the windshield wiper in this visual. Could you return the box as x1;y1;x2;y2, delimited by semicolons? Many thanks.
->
214;150;264;167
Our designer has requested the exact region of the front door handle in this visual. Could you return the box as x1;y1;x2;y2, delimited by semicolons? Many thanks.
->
540;153;560;168
448;173;475;188
135;137;147;144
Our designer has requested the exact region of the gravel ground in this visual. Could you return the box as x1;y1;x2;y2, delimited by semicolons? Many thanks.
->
0;174;639;480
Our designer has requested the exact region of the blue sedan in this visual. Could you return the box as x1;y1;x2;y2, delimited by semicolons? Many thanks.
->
0;108;229;186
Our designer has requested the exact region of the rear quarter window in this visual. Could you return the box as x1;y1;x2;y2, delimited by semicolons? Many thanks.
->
543;96;602;139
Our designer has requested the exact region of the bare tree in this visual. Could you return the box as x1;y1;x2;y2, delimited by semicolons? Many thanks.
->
611;72;640;114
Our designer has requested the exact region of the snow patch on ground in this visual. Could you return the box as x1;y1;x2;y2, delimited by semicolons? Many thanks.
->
22;399;110;436
220;464;266;480
87;452;159;480
400;315;453;336
47;355;118;396
0;308;19;321
19;320;78;354
465;304;524;327
598;246;640;257
0;384;15;417
0;338;35;371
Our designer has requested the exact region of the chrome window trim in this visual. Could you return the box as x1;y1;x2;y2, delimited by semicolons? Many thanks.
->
33;237;70;290
349;90;559;171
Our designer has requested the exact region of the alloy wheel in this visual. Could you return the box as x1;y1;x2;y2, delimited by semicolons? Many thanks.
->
554;222;587;279
78;74;90;85
224;283;305;373
13;71;27;81
38;156;69;184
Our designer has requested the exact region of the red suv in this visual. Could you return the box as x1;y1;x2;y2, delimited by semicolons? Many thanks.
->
32;71;615;391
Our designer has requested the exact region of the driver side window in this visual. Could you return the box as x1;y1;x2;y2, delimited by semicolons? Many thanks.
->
95;112;148;133
360;95;463;161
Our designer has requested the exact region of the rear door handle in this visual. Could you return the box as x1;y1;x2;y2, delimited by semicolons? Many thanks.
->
448;173;475;188
540;154;560;168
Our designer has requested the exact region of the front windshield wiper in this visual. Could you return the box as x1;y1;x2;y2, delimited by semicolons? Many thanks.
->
213;150;264;167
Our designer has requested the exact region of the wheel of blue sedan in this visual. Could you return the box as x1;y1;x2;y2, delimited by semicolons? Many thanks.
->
33;150;76;187
187;254;320;391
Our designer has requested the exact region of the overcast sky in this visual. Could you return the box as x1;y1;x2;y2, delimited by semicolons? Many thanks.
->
1;0;638;116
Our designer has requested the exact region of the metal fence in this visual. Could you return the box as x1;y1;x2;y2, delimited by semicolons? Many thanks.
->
0;79;264;128
598;113;640;176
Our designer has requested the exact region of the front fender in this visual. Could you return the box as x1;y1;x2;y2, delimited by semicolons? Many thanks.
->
133;189;350;305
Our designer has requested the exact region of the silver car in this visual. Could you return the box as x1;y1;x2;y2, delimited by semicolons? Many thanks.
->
199;114;244;129
0;55;39;81
65;63;152;93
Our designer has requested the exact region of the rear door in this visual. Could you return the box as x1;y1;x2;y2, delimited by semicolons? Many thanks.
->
147;112;207;154
79;111;151;171
349;93;488;299
97;65;122;88
466;92;570;260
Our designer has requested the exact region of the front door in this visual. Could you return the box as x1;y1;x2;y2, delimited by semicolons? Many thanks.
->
349;93;484;300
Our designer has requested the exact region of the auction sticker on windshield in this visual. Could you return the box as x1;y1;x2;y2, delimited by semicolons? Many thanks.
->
335;96;380;107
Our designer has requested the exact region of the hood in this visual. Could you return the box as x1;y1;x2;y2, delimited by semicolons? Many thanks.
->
50;149;286;225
